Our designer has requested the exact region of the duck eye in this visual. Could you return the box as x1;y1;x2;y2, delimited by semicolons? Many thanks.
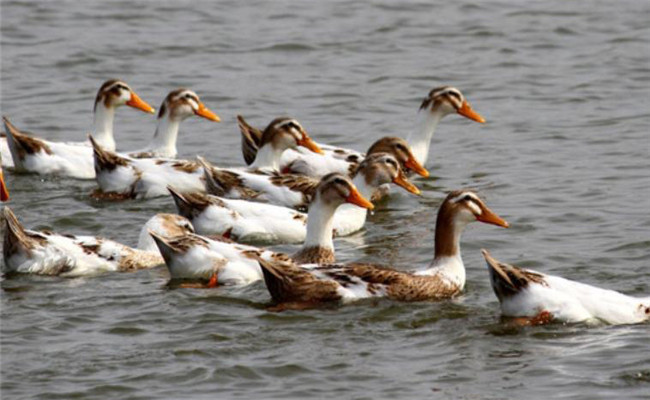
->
463;195;473;202
333;178;346;185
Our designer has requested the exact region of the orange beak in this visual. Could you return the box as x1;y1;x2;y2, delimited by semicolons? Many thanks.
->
194;102;221;122
403;156;429;178
392;170;420;195
0;170;9;202
457;100;486;123
345;186;374;210
126;91;156;114
298;135;323;154
476;205;509;228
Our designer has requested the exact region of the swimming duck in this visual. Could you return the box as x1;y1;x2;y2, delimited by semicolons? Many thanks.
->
202;137;426;210
251;190;508;309
283;136;430;179
126;88;220;158
239;86;484;176
91;116;319;200
170;153;421;243
2;207;194;277
150;173;375;286
481;249;650;325
3;80;155;179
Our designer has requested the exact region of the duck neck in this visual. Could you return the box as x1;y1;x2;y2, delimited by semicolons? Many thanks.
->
92;104;117;151
303;195;338;251
147;116;181;158
250;143;285;170
422;209;469;287
407;108;444;165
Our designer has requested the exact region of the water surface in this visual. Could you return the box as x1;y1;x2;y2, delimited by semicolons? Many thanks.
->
1;1;649;399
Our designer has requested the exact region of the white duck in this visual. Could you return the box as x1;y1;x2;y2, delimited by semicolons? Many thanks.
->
3;79;155;179
169;153;421;244
2;207;194;277
251;190;508;309
238;86;485;177
91;116;320;200
481;249;650;325
150;173;375;286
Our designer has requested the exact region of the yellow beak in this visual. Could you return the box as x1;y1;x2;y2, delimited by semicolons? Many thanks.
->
457;100;486;123
194;102;221;122
126;91;156;114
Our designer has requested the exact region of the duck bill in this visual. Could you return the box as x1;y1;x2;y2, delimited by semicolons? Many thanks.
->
0;170;9;202
126;91;156;114
457;100;486;123
403;157;429;177
345;187;374;210
195;102;221;122
476;206;509;228
392;172;420;195
298;136;324;154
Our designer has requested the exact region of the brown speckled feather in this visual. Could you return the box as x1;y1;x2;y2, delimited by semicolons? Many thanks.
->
292;246;335;264
269;173;319;206
3;207;48;259
482;250;547;302
204;167;261;199
168;187;226;219
3;117;53;160
237;115;263;165
256;256;342;304
89;135;130;171
342;263;462;301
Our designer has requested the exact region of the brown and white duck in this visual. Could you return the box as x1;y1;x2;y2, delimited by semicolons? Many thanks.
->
170;153;420;243
283;135;430;179
150;173;375;286
91;116;319;200
2;208;194;277
238;86;484;177
2;79;155;178
481;249;650;325
251;190;508;309
202;136;427;210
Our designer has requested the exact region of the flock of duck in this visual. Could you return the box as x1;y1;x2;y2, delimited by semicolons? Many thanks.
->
1;80;648;325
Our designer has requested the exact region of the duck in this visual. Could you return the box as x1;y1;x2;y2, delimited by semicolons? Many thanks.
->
481;249;650;325
3;79;155;179
0;152;9;201
250;190;508;309
282;135;430;180
170;153;421;244
201;136;427;210
91;116;320;200
2;207;194;277
150;173;375;286
238;86;485;177
125;88;220;158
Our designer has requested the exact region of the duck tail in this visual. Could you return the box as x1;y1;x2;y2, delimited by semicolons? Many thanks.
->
89;135;130;173
148;230;181;265
237;115;262;165
3;206;39;260
167;186;211;219
481;249;545;302
255;256;290;301
197;156;227;196
3;116;51;167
